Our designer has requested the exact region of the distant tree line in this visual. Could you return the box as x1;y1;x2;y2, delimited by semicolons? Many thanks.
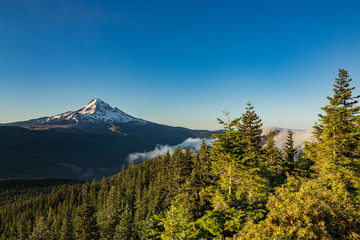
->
0;69;359;239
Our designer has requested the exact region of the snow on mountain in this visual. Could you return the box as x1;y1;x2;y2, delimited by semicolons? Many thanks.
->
44;98;148;125
262;127;315;150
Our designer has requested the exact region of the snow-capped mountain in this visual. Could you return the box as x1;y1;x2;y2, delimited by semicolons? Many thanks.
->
0;98;215;179
2;98;151;133
0;99;315;180
41;98;148;125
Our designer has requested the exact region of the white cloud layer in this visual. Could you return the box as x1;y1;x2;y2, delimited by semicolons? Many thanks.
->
127;128;315;163
127;138;214;163
262;127;315;150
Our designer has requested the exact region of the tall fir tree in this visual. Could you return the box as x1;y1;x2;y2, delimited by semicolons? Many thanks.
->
200;107;268;238
282;130;297;175
306;69;360;190
188;140;213;218
168;146;193;198
211;111;243;200
264;132;285;187
159;197;196;240
113;204;134;240
239;69;360;239
59;208;74;240
29;216;55;240
238;102;263;153
75;184;100;240
17;215;30;240
192;140;212;190
97;186;119;240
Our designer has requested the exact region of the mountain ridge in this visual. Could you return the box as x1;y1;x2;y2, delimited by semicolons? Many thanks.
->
0;99;313;180
2;98;148;129
0;98;216;180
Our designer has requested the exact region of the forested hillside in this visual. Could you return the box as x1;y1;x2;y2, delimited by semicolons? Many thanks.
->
1;69;359;239
0;178;80;207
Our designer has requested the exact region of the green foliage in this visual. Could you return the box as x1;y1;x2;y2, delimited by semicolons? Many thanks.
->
238;103;263;153
168;146;193;196
292;153;314;178
197;209;229;239
188;140;214;219
201;105;269;238
237;69;360;239
159;197;197;240
1;69;359;240
59;209;74;240
306;69;360;190
0;178;79;207
113;205;133;240
238;176;360;239
282;130;297;174
29;216;55;240
264;132;285;187
75;184;100;240
212;106;268;203
138;215;162;240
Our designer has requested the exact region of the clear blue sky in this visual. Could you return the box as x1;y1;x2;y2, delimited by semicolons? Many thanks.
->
0;0;359;130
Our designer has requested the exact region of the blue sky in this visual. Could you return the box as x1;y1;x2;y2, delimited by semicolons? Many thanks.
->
0;0;359;130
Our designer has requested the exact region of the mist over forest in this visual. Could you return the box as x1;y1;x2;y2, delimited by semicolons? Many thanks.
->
1;69;360;239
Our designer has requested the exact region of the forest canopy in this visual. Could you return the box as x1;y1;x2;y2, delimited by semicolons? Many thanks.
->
0;69;359;239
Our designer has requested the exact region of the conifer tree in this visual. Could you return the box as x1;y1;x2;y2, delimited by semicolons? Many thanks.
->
97;186;119;239
282;130;297;174
211;111;243;200
213;107;268;202
238;69;360;239
159;197;196;240
168;146;193;198
75;184;100;240
113;204;133;240
236;175;360;239
306;69;360;189
17;215;30;240
238;102;263;153
59;209;74;240
188;140;213;218
172;146;193;181
138;215;162;240
264;132;285;187
192;140;212;188
200;107;268;238
29;216;54;240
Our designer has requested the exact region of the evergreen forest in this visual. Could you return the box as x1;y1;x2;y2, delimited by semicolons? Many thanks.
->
1;69;359;239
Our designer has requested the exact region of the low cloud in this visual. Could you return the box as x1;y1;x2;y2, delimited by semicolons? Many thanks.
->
262;127;315;150
127;128;314;164
127;138;215;163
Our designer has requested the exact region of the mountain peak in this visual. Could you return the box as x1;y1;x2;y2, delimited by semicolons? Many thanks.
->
40;98;148;125
88;98;105;106
79;98;111;115
88;97;103;105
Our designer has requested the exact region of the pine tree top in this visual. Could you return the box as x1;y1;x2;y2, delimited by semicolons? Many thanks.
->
238;102;263;153
327;69;358;107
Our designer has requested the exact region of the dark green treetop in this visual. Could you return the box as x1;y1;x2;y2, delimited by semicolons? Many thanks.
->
283;130;297;174
238;102;263;153
306;68;360;189
264;132;285;187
